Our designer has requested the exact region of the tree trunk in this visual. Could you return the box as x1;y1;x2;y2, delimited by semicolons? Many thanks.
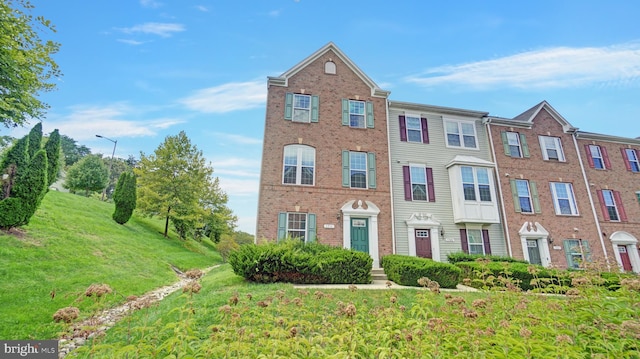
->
164;206;171;237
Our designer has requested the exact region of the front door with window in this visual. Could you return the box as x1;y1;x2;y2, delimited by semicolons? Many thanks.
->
415;229;432;258
619;246;633;272
527;239;542;265
350;218;369;253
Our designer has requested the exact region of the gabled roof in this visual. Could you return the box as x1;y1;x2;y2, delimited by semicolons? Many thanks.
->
485;100;578;133
267;42;390;98
576;130;640;145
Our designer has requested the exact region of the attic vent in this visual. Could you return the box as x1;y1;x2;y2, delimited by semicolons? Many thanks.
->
324;60;336;74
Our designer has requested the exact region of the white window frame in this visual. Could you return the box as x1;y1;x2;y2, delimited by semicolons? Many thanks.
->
445;119;478;149
550;182;579;215
286;212;307;242
282;145;315;186
602;189;620;221
410;165;428;201
292;94;311;123
461;166;493;202
539;136;566;162
349;151;367;189
349;100;366;128
626;149;640;172
467;229;485;255
589;145;605;169
405;114;422;143
506;131;522;158
515;179;534;214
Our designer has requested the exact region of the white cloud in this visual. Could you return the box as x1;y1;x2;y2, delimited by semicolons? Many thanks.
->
211;132;262;145
218;177;259;196
140;0;162;8
117;39;145;46
119;22;185;38
45;104;184;141
406;43;640;89
212;157;261;169
180;81;266;113
195;5;209;12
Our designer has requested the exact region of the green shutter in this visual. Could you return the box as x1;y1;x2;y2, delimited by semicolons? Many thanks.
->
563;240;576;268
367;152;376;189
307;213;316;242
510;180;521;212
277;212;287;241
284;93;293;120
520;133;530;158
530;181;541;213
581;240;592;262
501;131;510;156
311;95;319;123
342;150;350;187
366;101;374;128
341;99;349;126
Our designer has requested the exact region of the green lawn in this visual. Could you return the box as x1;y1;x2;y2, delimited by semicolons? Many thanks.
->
0;190;221;339
72;265;640;358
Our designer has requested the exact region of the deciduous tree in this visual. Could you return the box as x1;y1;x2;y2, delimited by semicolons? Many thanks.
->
63;154;108;196
0;0;61;128
59;135;90;167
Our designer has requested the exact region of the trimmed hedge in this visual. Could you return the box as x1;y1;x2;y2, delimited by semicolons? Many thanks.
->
446;252;528;264
228;240;372;284
381;254;461;289
455;261;571;291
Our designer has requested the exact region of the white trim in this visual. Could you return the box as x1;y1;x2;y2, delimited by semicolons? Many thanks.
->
518;222;552;267
341;200;380;268
405;213;441;261
609;231;640;273
444;118;479;150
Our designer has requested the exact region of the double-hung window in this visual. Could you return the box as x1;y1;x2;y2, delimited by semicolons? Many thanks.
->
539;136;565;161
460;229;491;255
284;93;319;123
342;151;376;189
461;167;492;202
342;99;374;128
402;165;435;202
550;182;578;215
586;145;609;169
277;212;317;243
511;179;540;214
349;100;365;128
563;239;591;269
622;148;640;172
501;131;529;158
445;120;477;149
597;189;627;222
399;115;429;143
282;145;315;185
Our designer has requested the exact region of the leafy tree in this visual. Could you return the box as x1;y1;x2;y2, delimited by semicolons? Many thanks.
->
0;0;61;128
43;129;61;187
234;230;255;245
112;171;136;224
59;135;90;167
63;154;108;196
102;157;133;200
135;131;234;238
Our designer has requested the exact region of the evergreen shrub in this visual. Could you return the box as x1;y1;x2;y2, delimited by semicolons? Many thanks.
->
381;254;461;289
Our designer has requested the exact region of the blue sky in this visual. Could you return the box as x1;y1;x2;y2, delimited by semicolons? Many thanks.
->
4;0;640;234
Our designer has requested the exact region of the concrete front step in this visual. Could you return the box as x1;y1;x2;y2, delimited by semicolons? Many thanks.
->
371;268;387;281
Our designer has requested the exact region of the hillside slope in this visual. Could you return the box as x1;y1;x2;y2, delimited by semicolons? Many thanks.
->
0;190;221;339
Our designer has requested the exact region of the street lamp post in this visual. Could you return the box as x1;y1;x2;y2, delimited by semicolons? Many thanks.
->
96;134;117;201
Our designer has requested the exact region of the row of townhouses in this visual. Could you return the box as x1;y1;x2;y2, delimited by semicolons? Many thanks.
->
256;42;640;273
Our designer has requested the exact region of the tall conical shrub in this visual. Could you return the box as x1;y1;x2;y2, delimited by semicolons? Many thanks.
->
112;172;137;224
44;129;61;187
27;122;43;160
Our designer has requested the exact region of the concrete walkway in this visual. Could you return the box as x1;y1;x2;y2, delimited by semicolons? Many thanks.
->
293;280;479;292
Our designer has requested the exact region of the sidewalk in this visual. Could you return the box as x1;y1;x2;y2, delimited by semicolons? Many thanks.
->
293;280;479;292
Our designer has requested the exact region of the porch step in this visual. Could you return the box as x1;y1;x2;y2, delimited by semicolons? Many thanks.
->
371;268;388;281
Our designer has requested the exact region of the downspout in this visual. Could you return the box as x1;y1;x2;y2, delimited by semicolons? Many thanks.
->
484;118;513;257
571;132;610;269
386;98;397;256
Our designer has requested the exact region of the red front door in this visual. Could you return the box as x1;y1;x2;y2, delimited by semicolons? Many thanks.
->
415;229;432;258
619;246;632;272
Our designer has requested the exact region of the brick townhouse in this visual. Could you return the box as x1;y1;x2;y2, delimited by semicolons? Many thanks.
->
255;43;393;268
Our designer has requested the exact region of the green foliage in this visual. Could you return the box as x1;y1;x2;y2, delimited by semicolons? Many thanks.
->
102;157;133;200
0;0;61;128
112;171;136;224
381;254;461;289
455;261;571;291
64;154;109;196
26;122;42;159
59;134;90;167
135;131;234;238
0;136;28;180
233;230;255;245
447;251;529;264
216;233;239;262
43;129;61;187
228;240;372;284
14;149;48;226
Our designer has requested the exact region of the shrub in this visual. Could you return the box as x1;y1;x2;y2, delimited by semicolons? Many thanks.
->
228;240;372;284
112;171;136;224
381;254;461;289
446;252;528;264
455;261;570;291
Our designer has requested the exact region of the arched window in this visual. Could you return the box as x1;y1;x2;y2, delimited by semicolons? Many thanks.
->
324;60;336;74
282;145;315;185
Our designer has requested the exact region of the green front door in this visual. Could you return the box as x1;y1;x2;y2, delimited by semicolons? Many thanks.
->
350;218;369;253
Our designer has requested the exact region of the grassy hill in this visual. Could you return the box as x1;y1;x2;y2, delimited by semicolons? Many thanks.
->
0;190;222;339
